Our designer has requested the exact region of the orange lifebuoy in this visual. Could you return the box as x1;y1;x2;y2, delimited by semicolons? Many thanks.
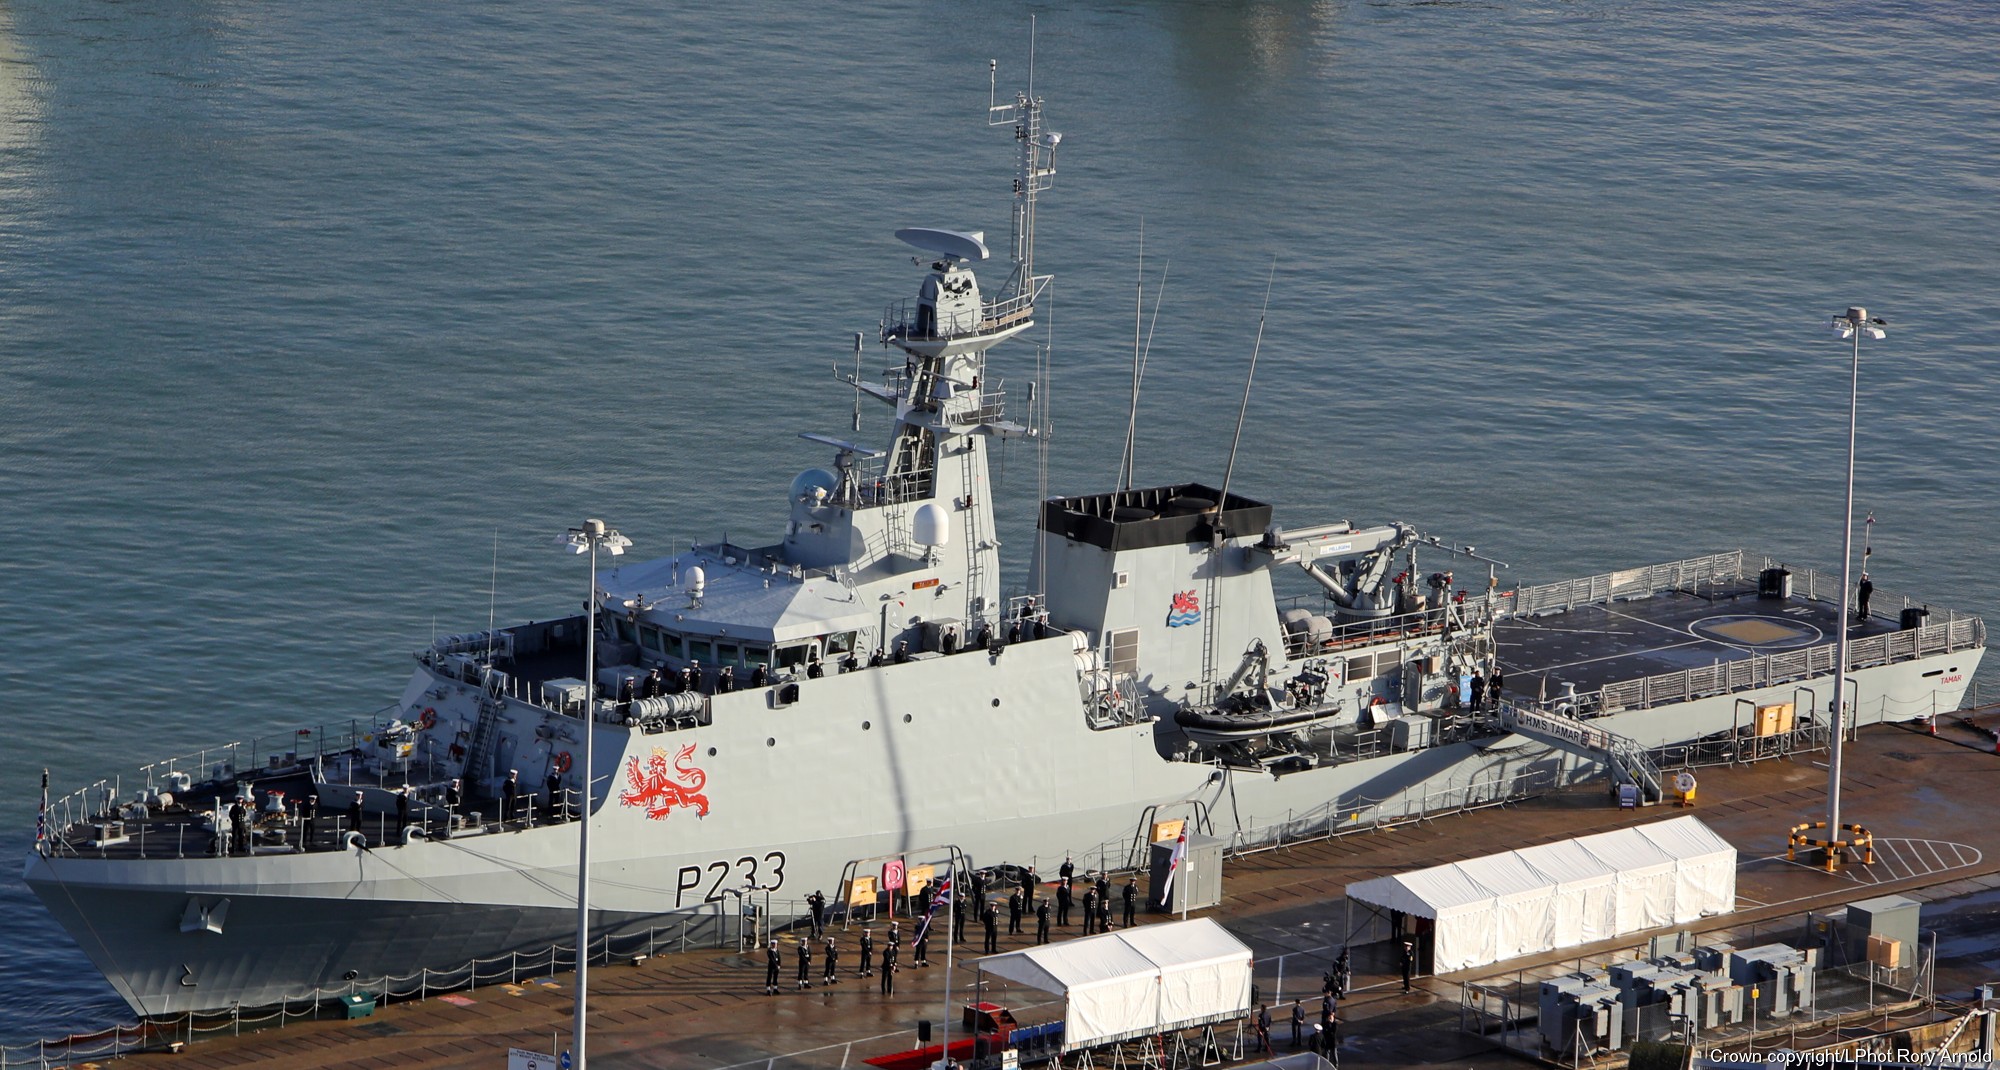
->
418;707;438;730
553;751;573;774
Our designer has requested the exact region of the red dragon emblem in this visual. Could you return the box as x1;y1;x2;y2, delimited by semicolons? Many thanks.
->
619;743;710;820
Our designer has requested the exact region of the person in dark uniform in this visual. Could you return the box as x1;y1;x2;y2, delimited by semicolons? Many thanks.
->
953;897;968;944
858;928;874;977
664;665;685;694
643;667;663;698
869;648;887;668
1291;1001;1306;1048
750;663;768;688
1122;879;1137;928
1097;894;1112;934
1021;866;1038;909
915;883;933;921
396;786;411;835
444;778;462;821
1254;1004;1272;1054
982;901;1000;954
1320;993;1335;1045
617;675;635;704
796;939;813;990
503;769;521;823
1334;948;1351;998
893;640;911;664
1056;880;1073;927
1489;668;1504;703
347;791;365;842
1094;873;1110;904
1082;888;1099;935
879;943;898;995
839;652;858;674
299;791;318;848
765;939;782;995
807;889;827;936
1399;938;1416;992
228;800;249;856
823;936;839;984
806;657;825;679
1059;856;1075;884
546;770;566;822
685;661;702;694
913;926;929;967
1034;900;1051;944
1857;572;1874;620
970;869;988;906
1469;673;1486;712
716;665;735;694
1007;890;1023;934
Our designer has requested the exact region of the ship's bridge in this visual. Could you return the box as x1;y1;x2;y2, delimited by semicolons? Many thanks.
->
599;548;874;676
880;227;1037;359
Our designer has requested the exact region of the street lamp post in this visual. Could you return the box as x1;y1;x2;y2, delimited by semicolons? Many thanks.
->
1824;307;1885;856
560;518;631;1070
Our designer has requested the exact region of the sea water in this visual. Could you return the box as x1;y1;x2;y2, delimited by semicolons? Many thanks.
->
1;0;1995;1039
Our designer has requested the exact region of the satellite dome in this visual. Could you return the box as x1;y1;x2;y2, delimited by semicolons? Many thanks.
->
790;467;838;503
911;502;950;547
687;566;706;593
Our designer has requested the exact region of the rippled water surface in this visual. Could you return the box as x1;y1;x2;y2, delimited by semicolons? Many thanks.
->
2;0;1995;1040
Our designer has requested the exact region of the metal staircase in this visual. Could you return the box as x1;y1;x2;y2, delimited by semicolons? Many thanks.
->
959;442;989;623
462;693;510;795
1496;699;1663;804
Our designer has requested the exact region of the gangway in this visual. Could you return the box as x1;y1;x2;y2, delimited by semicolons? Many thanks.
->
1495;700;1663;804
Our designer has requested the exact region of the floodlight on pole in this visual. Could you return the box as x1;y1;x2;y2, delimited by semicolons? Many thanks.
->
1823;307;1883;856
557;517;630;1070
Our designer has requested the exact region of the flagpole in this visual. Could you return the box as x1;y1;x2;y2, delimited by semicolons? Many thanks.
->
1181;853;1189;921
939;857;957;1068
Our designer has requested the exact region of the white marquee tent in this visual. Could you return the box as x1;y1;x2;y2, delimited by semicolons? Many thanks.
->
977;918;1254;1049
1344;815;1737;973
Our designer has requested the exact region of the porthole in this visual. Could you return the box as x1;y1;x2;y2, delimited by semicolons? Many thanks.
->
903;714;913;724
862;721;872;731
766;738;776;747
991;698;1001;708
708;747;717;757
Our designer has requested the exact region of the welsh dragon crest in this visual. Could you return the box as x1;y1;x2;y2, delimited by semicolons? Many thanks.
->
619;743;710;820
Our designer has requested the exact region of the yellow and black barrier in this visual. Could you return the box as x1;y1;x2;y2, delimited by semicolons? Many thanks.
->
1786;820;1876;871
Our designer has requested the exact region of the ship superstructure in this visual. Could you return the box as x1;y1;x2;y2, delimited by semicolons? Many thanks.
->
24;75;1985;1019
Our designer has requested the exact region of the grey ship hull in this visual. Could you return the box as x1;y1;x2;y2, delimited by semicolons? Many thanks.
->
27;636;1974;1016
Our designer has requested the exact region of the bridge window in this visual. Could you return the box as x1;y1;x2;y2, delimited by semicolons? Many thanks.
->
775;644;813;672
640;625;665;654
688;638;713;664
715;642;740;668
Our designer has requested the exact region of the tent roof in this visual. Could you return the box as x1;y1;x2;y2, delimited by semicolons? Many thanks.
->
1346;816;1735;919
978;917;1252;994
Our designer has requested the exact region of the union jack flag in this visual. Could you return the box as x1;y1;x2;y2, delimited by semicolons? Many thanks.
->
915;874;953;944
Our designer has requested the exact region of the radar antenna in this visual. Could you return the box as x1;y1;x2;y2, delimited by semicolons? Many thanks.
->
987;29;1059;315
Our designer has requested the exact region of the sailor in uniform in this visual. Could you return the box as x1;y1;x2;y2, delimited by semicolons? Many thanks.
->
1122;879;1138;928
796;938;813;990
1082;888;1099;935
716;665;735;693
347;791;365;842
1007;890;1023;934
1035;900;1051;944
822;936;839;984
765;939;781;995
395;786;411;835
807;657;825;678
1056;880;1073;927
982;901;1000;953
807;889;827;936
858;928;874;977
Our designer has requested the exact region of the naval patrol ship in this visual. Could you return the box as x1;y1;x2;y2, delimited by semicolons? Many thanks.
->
26;77;1986;1019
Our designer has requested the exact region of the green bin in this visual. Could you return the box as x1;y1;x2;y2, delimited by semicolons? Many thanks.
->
339;991;377;1019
